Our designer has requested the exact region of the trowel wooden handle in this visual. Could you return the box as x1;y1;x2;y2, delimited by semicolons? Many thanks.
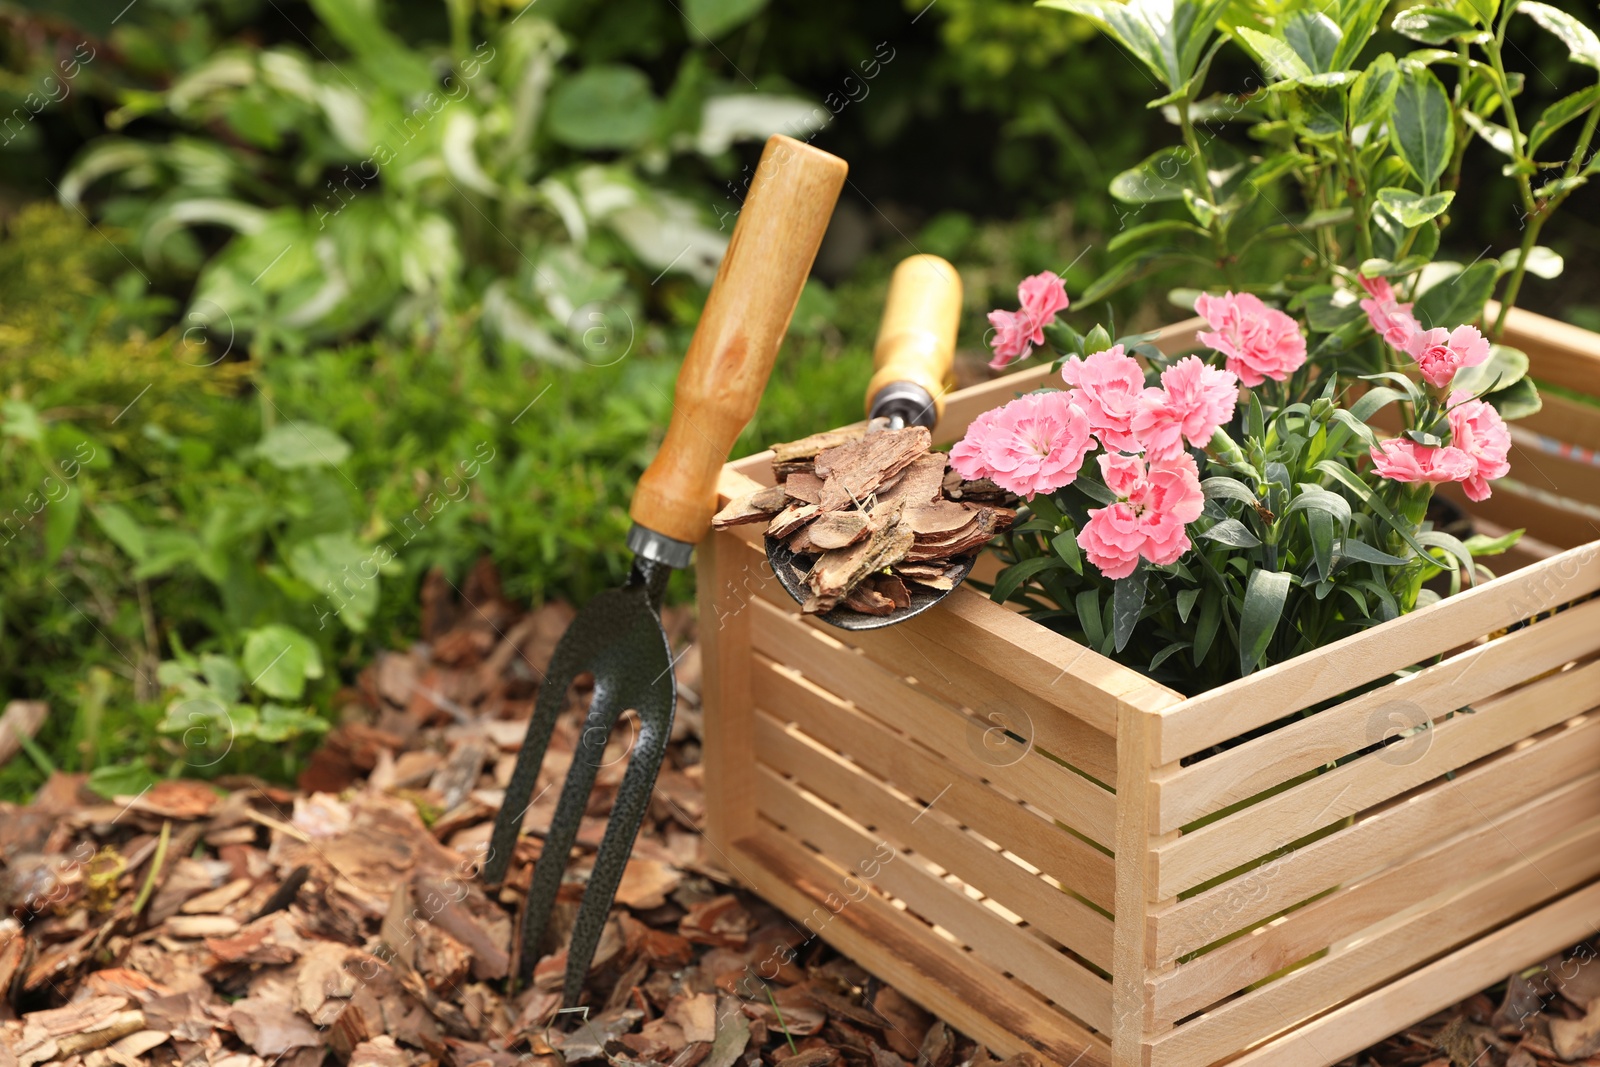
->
865;254;961;421
629;135;847;546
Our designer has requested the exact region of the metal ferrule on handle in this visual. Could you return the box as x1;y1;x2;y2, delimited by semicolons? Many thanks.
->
865;253;962;429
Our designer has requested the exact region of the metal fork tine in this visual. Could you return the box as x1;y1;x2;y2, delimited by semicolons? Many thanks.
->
555;682;673;1004
515;680;619;978
482;624;586;887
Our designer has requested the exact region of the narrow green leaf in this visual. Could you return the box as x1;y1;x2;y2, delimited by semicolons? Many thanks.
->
1529;85;1600;155
1518;2;1600;69
1391;6;1482;44
1239;570;1292;675
1375;187;1455;227
1112;568;1148;652
991;555;1066;604
1350;53;1401;130
1076;589;1105;648
1199;518;1263;548
1176;586;1201;623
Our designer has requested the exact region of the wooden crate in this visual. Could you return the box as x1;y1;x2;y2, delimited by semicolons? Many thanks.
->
697;305;1600;1067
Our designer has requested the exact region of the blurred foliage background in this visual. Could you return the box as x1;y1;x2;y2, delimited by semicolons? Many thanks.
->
1;0;1597;798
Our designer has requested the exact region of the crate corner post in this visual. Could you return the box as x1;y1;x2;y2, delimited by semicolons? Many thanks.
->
697;524;759;871
1112;691;1174;1067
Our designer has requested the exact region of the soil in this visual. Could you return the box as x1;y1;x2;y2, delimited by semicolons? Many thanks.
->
1;561;1594;1067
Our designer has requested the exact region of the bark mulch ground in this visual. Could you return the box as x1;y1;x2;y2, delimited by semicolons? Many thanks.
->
3;560;1597;1067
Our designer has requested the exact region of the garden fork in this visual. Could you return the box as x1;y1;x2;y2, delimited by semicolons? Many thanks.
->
482;134;847;1005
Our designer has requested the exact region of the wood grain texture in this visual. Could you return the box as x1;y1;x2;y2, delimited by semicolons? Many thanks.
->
1153;542;1600;764
1495;301;1600;399
698;528;760;855
753;672;1118;911
750;702;1116;968
1111;701;1166;1065
1154;657;1600;898
1151;709;1600;965
1146;817;1600;1067
1150;769;1600;1025
631;135;846;543
757;766;1114;1028
749;604;1117;844
1223;879;1600;1067
1151;596;1600;833
731;831;1114;1067
866;254;962;421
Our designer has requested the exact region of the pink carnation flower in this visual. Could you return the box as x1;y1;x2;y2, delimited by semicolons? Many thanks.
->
1195;291;1307;387
1405;325;1490;390
1446;390;1511;502
1060;344;1146;452
1358;274;1420;351
1077;451;1204;579
1130;356;1239;461
987;272;1069;369
949;390;1093;498
1368;438;1477;486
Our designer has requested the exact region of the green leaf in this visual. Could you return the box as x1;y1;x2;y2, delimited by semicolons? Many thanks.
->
1080;252;1200;304
90;502;147;561
1193;591;1222;665
1239;569;1292;675
1199;518;1263;548
242;624;324;701
1518;2;1600;69
287;532;379;632
1417;530;1477;585
1075;589;1105;648
1237;26;1315;82
1176;587;1201;623
1107;218;1210;252
1337;538;1412;565
1;399;43;441
991;555;1066;604
546;65;661;150
1391;64;1455;188
1461;111;1520;157
1485;376;1542;419
255;703;330;743
681;0;769;40
1450;344;1529;394
1040;0;1230;90
1201;476;1259;506
1413;259;1498;329
256;423;352;470
1375;187;1455;226
1283;11;1343;73
1112;568;1148;653
1288;83;1347;138
1497;246;1564;280
1462;528;1525;556
1350;53;1401;130
1308;508;1336;580
43;484;82;564
86;762;159;800
1110;146;1199;203
1391;6;1483;44
1052;529;1084;575
1529;85;1600;155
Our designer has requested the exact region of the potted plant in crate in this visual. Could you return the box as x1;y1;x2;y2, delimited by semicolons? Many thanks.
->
699;2;1600;1066
958;0;1600;690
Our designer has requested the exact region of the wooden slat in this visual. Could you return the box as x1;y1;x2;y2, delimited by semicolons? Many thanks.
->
727;522;1121;782
1152;709;1600;964
757;767;1114;1030
1151;769;1600;1025
1111;700;1165;1063
1508;437;1600;510
1517;390;1600;458
699;528;759;851
750;601;1117;844
1442;478;1600;550
1153;542;1600;763
731;831;1114;1067
1152;596;1600;833
1145;818;1600;1067
753;674;1118;910
1497;302;1600;401
752;705;1116;969
1155;657;1600;898
1224;879;1600;1067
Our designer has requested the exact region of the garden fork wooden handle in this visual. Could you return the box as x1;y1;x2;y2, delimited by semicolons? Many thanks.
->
866;253;962;424
629;135;848;546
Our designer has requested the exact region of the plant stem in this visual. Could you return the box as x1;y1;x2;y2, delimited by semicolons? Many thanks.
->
1177;95;1237;286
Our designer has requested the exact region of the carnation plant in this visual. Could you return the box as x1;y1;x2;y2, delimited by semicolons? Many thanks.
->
955;0;1600;689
